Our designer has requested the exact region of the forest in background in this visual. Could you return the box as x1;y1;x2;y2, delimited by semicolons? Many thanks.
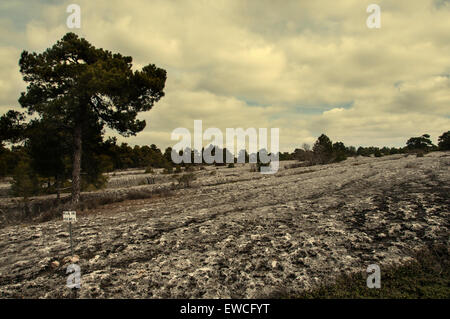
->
1;112;449;200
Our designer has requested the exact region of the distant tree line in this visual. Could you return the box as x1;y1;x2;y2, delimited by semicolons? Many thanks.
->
2;108;449;200
279;131;450;164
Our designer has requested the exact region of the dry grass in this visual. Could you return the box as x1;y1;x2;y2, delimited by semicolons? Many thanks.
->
280;244;450;299
0;185;174;227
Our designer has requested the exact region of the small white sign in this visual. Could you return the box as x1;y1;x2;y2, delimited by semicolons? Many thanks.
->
63;211;77;222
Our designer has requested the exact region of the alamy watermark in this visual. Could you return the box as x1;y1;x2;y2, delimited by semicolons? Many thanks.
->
66;4;379;30
366;264;381;288
66;263;81;289
366;4;381;29
66;4;81;29
171;120;280;174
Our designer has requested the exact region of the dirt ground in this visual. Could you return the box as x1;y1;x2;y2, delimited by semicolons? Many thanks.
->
0;152;449;298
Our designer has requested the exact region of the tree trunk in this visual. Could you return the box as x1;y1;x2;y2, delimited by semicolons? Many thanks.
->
71;123;82;206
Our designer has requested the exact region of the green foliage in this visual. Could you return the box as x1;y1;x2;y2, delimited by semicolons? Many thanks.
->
10;160;40;199
162;166;173;174
18;32;167;202
356;146;403;157
173;173;196;188
279;151;295;161
1;113;115;195
145;166;154;174
313;134;334;164
293;148;314;163
100;138;172;170
164;147;173;164
97;154;114;173
332;142;347;162
0;111;27;177
309;135;349;164
25;117;71;182
0;110;26;144
346;146;357;156
0;146;19;177
19;33;167;135
438;131;450;150
406;134;434;151
81;173;108;191
314;134;333;154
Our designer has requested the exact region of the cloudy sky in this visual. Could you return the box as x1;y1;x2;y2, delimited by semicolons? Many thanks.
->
1;0;449;152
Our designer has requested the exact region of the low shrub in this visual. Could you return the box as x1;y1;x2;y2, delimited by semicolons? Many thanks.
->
10;160;40;200
162;166;173;174
250;161;271;172
173;173;196;188
285;162;305;169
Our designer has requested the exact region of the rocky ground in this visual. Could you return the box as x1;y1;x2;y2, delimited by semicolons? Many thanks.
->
0;152;449;298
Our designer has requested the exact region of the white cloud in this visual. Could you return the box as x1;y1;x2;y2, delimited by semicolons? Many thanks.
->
0;0;449;151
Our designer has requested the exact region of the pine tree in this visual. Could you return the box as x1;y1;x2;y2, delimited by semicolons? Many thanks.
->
18;32;166;205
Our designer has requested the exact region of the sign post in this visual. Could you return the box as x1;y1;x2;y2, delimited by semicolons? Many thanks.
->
63;211;77;257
